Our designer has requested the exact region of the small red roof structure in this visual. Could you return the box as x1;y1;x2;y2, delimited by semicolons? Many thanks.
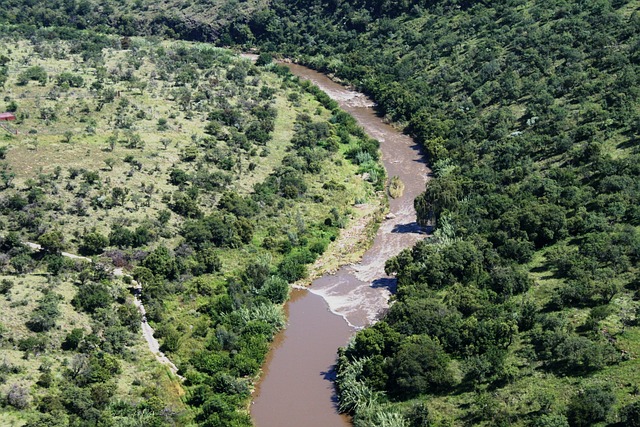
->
0;112;16;121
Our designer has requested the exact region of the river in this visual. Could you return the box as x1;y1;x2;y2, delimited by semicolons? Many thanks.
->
251;63;430;427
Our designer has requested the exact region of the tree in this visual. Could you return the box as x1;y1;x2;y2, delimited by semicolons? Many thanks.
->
62;130;74;144
567;384;615;426
38;230;65;254
104;158;116;171
388;335;455;398
80;232;109;256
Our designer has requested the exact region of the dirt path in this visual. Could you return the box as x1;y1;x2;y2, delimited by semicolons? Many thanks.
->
25;242;183;380
24;242;93;262
113;267;185;380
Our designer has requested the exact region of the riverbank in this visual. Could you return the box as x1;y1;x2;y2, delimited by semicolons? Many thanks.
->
295;193;388;287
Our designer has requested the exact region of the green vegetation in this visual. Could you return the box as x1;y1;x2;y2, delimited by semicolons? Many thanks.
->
1;0;640;426
0;30;381;426
388;176;404;199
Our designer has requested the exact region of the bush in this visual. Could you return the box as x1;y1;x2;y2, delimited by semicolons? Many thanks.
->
142;247;178;280
259;276;289;304
191;248;222;276
56;72;84;88
62;328;85;351
17;336;48;356
17;66;47;85
278;254;309;282
533;414;569;427
72;282;112;313
0;278;13;294
37;230;65;253
388;335;456;398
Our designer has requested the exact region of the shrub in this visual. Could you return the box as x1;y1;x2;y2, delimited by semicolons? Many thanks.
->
0;278;13;294
6;383;31;409
259;276;289;304
388;335;456;398
26;291;63;332
621;401;640;427
533;414;569;427
62;328;85;351
17;66;47;85
72;282;112;313
37;230;65;254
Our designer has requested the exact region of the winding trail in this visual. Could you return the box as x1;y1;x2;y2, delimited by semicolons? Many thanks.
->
251;63;430;426
24;242;183;380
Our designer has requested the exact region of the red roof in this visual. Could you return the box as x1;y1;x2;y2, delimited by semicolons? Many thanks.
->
0;112;15;121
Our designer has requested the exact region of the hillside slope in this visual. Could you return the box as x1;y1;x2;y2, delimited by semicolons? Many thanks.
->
0;29;384;426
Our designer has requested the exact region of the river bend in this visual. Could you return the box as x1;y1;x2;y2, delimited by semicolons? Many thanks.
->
251;63;430;427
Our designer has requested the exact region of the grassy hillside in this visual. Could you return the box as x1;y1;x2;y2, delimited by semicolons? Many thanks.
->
0;29;384;426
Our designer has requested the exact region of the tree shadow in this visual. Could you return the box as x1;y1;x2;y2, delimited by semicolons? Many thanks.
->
392;222;425;234
409;143;429;163
617;132;637;150
371;277;397;293
320;366;341;410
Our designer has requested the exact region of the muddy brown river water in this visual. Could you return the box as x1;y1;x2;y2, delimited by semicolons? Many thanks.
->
251;63;430;427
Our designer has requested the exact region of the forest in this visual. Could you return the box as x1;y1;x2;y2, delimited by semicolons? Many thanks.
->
0;0;639;426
